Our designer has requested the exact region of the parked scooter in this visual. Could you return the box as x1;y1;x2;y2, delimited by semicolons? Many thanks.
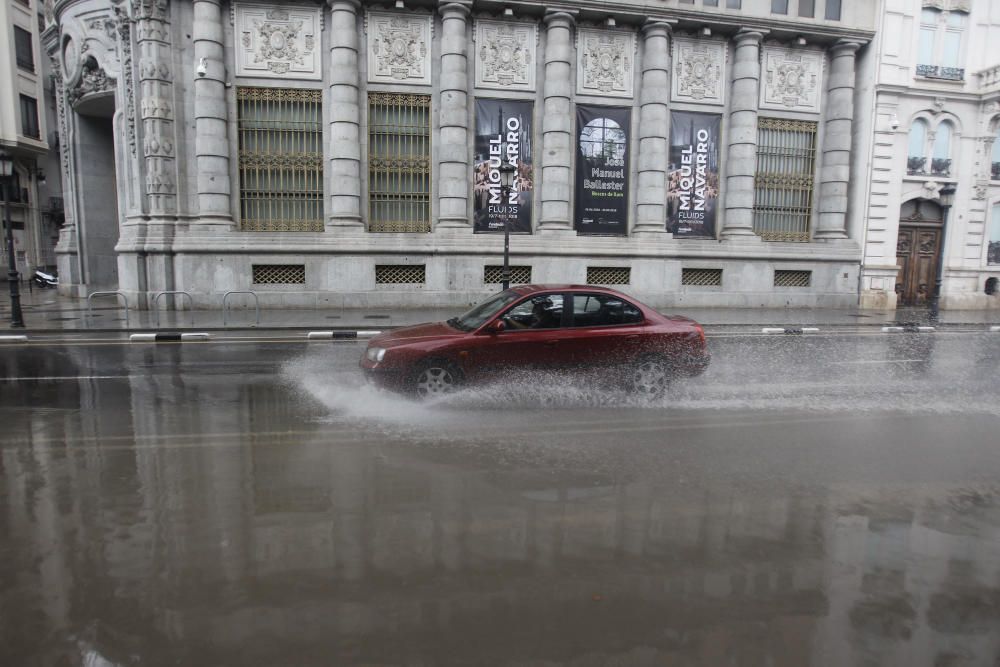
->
32;269;58;288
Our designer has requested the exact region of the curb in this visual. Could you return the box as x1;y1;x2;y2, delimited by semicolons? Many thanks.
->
307;330;382;340
0;335;29;343
881;325;936;333
129;333;212;342
761;327;820;334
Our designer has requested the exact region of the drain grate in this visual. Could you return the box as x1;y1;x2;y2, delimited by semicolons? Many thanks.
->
375;265;426;284
682;268;723;286
484;265;532;285
587;266;631;285
774;270;811;287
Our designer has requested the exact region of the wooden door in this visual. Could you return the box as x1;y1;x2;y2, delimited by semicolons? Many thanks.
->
896;225;940;307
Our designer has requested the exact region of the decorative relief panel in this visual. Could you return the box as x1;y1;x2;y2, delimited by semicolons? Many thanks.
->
760;46;823;114
475;20;537;91
235;3;321;80
367;12;432;85
576;28;634;98
671;37;726;105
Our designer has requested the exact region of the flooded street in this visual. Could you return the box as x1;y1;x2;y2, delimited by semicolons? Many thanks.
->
2;332;999;666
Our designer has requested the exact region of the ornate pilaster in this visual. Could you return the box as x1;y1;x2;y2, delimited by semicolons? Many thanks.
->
328;0;363;227
539;10;575;231
634;21;671;234
437;2;471;228
815;40;862;239
722;29;765;239
193;0;231;221
134;0;177;215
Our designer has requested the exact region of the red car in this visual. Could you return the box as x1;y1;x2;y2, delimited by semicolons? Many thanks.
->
360;285;709;399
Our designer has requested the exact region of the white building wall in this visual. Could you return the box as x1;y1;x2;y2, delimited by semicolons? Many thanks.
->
861;0;1000;310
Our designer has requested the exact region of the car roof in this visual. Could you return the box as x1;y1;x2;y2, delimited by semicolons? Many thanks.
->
512;284;627;295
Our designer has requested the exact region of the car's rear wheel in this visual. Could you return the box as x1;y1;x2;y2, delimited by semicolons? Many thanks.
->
628;357;671;398
412;360;461;399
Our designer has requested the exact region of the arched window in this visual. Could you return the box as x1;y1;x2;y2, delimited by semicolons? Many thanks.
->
907;119;928;175
931;121;953;176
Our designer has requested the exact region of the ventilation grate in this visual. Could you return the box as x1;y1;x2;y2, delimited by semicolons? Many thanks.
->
375;264;426;284
252;264;305;284
484;265;532;285
682;268;723;286
587;267;631;285
774;270;811;287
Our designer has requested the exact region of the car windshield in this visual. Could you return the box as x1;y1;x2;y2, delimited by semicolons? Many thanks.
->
450;290;521;331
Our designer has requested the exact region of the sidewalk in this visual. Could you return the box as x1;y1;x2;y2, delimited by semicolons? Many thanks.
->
1;285;998;333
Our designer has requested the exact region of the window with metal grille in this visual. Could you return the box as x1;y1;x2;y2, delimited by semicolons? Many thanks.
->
375;265;426;284
682;268;723;286
15;26;34;72
587;267;631;285
252;264;306;284
237;87;323;232
19;95;39;139
774;270;811;287
368;92;431;233
484;265;532;285
753;118;817;242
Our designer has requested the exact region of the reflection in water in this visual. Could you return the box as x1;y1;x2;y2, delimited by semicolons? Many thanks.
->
1;341;999;666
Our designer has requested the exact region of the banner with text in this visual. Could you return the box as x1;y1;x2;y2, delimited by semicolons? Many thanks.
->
574;105;630;236
668;111;720;238
474;99;534;234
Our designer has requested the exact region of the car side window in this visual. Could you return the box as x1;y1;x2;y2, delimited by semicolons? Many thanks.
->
502;294;564;330
570;294;644;327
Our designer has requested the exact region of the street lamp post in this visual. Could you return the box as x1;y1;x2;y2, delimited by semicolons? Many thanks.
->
0;151;24;328
499;163;517;290
929;183;956;323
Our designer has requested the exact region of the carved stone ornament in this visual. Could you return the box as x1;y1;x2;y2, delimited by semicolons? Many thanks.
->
367;12;432;85
760;46;823;113
922;180;942;199
68;57;114;107
972;181;987;200
475;20;537;91
576;28;634;98
671;36;726;106
923;0;970;11
235;3;321;80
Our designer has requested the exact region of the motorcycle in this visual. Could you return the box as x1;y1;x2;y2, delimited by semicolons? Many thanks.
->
32;269;58;289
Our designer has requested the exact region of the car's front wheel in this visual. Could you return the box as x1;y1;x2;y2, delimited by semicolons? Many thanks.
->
628;357;671;398
412;360;462;399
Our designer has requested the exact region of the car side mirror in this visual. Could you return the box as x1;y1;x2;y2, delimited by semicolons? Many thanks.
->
487;319;506;334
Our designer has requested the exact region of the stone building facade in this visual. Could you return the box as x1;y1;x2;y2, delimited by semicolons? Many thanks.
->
1;0;61;281
43;0;878;309
859;0;1000;311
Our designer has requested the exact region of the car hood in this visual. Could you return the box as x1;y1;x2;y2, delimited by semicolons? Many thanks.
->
370;321;465;347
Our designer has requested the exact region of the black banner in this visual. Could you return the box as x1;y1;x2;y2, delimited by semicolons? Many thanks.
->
668;112;721;238
474;99;533;234
575;105;630;236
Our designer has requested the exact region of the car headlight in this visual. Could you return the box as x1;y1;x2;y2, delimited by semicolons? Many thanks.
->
366;347;386;362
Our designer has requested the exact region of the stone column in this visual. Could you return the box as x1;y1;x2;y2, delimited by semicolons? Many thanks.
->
816;40;862;239
328;0;363;227
634;21;671;234
135;0;178;215
192;0;231;221
539;10;575;231
436;2;471;229
722;29;765;239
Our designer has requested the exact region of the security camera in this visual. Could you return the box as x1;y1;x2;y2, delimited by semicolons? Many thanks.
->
890;115;900;130
196;57;207;77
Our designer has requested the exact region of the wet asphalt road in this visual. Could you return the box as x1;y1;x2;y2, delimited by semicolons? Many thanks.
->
1;331;999;666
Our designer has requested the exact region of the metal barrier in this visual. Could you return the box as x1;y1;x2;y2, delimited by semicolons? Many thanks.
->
222;291;260;327
153;291;194;328
86;291;130;328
